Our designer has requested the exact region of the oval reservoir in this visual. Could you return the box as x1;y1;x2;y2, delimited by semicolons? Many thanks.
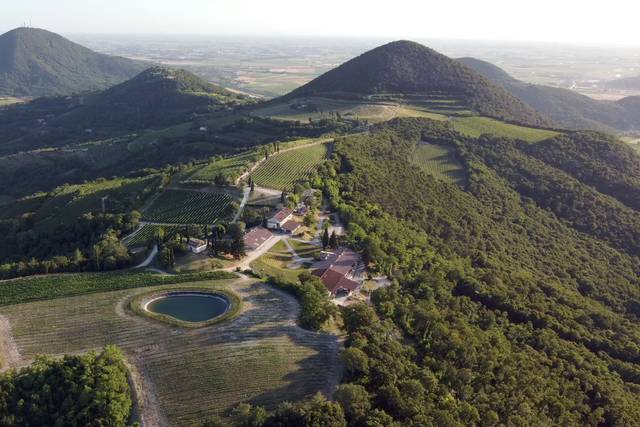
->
145;292;229;323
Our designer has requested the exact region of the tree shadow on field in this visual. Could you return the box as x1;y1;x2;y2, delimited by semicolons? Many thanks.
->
196;280;343;413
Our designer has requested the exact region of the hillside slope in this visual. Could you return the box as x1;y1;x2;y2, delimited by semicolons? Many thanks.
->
284;40;552;128
0;27;146;97
53;66;250;128
322;117;640;425
0;66;250;140
458;57;640;131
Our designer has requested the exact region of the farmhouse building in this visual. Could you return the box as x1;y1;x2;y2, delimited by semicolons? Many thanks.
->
188;238;208;254
267;208;293;230
312;247;364;296
243;227;273;251
281;220;303;235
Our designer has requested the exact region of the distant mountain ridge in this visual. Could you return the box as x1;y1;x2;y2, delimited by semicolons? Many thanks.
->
0;27;147;97
284;40;553;128
458;57;640;132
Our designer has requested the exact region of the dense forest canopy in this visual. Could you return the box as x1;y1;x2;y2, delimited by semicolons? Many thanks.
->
0;346;132;426
309;118;640;426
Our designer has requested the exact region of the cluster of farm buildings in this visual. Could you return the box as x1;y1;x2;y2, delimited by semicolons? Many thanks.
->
172;188;364;299
218;204;364;298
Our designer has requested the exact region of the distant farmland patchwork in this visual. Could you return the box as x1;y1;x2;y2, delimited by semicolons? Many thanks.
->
144;189;235;224
252;143;329;190
1;278;340;426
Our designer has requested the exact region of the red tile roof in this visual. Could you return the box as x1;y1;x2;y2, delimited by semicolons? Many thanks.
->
313;248;360;275
281;220;302;233
272;208;293;223
243;227;273;250
314;267;360;295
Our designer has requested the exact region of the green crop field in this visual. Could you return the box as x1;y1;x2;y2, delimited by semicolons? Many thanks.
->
0;270;234;307
143;189;235;224
412;142;467;187
252;144;329;190
183;150;260;185
124;224;183;248
0;278;340;425
451;116;560;142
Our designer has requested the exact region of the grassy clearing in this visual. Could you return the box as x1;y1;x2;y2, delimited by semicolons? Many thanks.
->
250;241;305;283
289;240;320;259
0;270;235;307
247;189;282;207
144;189;235;224
2;278;339;425
451;116;559;142
183;151;260;185
252;144;328;190
172;252;234;273
412;142;467;187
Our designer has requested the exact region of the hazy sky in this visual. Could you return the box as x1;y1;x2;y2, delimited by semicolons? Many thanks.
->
3;0;640;46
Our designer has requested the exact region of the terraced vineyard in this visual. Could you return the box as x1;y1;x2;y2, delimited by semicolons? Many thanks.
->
144;189;235;224
124;224;182;248
1;278;340;426
252;143;329;190
412;142;467;187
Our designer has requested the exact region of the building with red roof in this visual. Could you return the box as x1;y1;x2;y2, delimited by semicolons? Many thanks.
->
312;247;364;296
267;208;293;230
243;227;273;251
281;220;302;235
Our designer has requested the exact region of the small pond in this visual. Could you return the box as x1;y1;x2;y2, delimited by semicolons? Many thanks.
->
145;292;229;323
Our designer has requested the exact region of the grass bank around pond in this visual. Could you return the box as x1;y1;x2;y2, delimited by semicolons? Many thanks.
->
129;287;242;328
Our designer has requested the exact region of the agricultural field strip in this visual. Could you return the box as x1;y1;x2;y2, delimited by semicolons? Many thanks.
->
412;142;467;186
123;223;183;248
0;278;341;425
235;138;333;186
251;143;329;191
143;189;234;225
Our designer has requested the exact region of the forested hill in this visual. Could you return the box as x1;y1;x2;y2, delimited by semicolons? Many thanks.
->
321;118;640;425
97;66;243;109
0;27;146;97
458;56;640;132
284;40;552;128
0;66;252;138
